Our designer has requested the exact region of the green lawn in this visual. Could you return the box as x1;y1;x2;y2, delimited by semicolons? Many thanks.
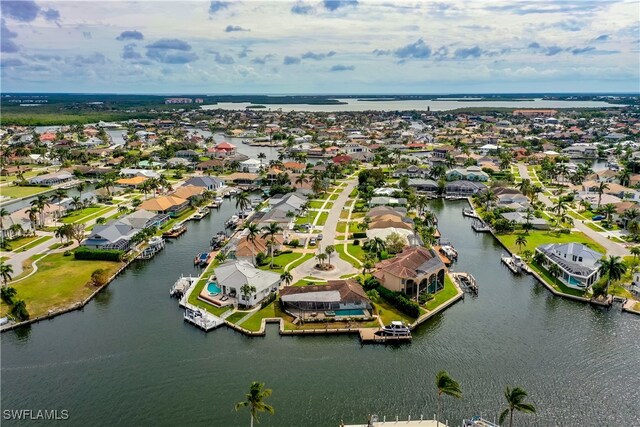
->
346;243;366;262
158;208;196;233
1;185;50;199
497;230;605;255
15;235;52;252
530;261;585;297
295;213;313;225
373;299;415;325
351;212;365;219
225;310;251;324
287;253;313;270
186;275;232;317
316;212;329;226
335;245;361;267
329;193;339;201
1;234;41;251
308;201;325;209
336;221;349;233
0;253;123;318
340;210;350;219
61;206;112;224
258;252;306;274
242;302;281;331
425;275;458;311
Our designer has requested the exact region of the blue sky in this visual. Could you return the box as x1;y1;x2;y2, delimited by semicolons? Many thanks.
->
1;0;639;93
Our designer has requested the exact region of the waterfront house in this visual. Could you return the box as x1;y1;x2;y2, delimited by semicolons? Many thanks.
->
232;234;285;264
445;166;489;182
408;178;438;193
444;180;487;195
213;260;281;307
501;212;549;229
119;168;160;179
118;209;169;229
392;165;429;179
279;280;372;318
240;158;262;173
213;142;237;156
373;246;447;299
83;223;138;251
138;195;189;217
116;176;148;188
221;172;261;186
535;243;603;290
369;196;407;207
184;176;226;191
171;185;205;201
28;171;73;186
268;192;308;214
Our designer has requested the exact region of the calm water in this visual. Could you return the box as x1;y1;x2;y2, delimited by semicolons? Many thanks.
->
1;200;639;427
201;98;619;113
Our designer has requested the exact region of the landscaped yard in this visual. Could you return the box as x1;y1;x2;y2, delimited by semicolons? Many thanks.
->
225;310;251;324
329;193;339;201
1;234;41;251
530;261;585;297
158;207;196;232
336;221;349;233
258;252;307;273
0;253;123;318
287;253;313;270
373;299;415;325
335;245;362;267
497;230;606;255
242;302;285;331
424;275;458;311
308;201;326;209
316;212;329;226
14;235;52;252
1;185;50;199
346;243;366;262
186;275;232;317
61;206;112;224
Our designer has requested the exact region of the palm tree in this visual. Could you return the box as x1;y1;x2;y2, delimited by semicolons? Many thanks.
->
365;237;386;259
596;182;609;209
316;252;327;266
257;152;267;168
548;263;562;285
0;263;14;286
515;235;527;253
99;173;116;197
261;223;283;269
0;207;9;232
244;223;260;266
295;173;308;189
234;381;274;427
239;284;257;307
31;195;50;227
598;255;627;295
358;216;371;232
53;189;67;217
499;386;536;427
435;371;462;427
236;191;251;211
71;195;83;211
27;207;38;233
630;246;640;262
422;210;437;227
76;182;85;201
602;203;616;223
280;271;293;287
324;245;335;267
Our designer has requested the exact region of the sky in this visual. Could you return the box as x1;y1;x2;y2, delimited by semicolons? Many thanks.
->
1;0;639;94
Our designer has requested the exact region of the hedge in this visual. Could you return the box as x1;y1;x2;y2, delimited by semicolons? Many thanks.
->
74;246;124;261
376;285;420;318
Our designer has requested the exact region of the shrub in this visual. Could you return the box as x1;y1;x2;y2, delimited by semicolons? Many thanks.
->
363;277;380;291
74;246;124;261
288;239;299;248
10;300;29;321
91;268;110;286
376;286;420;318
261;292;277;308
353;239;360;246
63;250;73;257
351;232;367;239
419;292;434;305
255;252;268;266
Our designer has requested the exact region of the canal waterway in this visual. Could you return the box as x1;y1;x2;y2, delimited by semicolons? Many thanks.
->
1;200;639;426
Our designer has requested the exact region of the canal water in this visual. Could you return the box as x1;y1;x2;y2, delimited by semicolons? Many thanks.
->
1;200;638;426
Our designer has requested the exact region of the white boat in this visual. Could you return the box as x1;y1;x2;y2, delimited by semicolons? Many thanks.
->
225;215;240;228
214;196;223;204
381;321;411;336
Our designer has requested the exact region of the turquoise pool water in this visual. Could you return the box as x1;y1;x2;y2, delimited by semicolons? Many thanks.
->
207;282;221;294
334;309;364;316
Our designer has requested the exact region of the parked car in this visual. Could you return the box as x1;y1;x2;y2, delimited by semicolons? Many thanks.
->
592;215;605;221
317;234;323;240
309;237;317;246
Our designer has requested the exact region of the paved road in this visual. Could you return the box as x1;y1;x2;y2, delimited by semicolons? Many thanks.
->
517;164;629;257
290;177;359;283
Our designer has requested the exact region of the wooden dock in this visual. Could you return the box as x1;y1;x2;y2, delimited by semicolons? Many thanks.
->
359;328;412;343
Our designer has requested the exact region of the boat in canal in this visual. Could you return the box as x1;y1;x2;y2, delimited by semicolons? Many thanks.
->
162;223;187;238
379;321;411;336
501;254;525;274
190;207;210;221
194;251;213;267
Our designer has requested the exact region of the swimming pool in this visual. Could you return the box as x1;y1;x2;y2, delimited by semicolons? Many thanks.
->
334;309;364;316
207;282;221;294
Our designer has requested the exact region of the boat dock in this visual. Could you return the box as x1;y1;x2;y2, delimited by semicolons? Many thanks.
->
452;272;478;295
342;415;445;426
172;275;225;331
137;237;165;260
462;207;480;219
358;328;412;344
162;223;187;238
501;256;521;274
471;219;491;232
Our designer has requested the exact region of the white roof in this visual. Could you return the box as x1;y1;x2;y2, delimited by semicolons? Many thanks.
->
214;260;280;292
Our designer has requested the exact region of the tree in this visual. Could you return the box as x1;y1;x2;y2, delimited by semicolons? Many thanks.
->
70;223;86;245
548;263;562;285
597;255;627;296
365;237;386;259
91;268;110;286
71;195;83;211
10;299;29;321
602;203;616;223
295;173;308;189
385;232;406;254
0;263;14;286
261;223;283;269
515;235;528;253
98;173;117;197
499;386;536;427
316;252;327;266
234;381;275;427
324;245;335;266
596;182;609;209
240;284;257;307
257;152;267;168
435;371;462;427
235;191;251;211
280;271;293;287
0;207;9;232
0;286;17;304
53;189;67;217
358;216;371;232
76;182;85;201
244;223;260;266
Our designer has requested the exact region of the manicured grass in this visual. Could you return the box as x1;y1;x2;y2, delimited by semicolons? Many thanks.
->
425;275;458;311
346;243;366;262
530;261;585;297
349;188;358;198
0;253;123;318
0;185;50;199
225;310;251;324
634;302;640;312
61;206;112;224
15;235;52;252
242;302;282;331
316;212;329;226
340;210;350;219
158;208;196;233
567;210;588;221
329;193;339;201
373;299;415;325
1;234;41;251
497;230;605;255
258;252;306;274
336;221;349;233
295;213;312;225
351;212;365;219
335;245;361;267
585;222;605;233
287;253;313;270
308;201;326;209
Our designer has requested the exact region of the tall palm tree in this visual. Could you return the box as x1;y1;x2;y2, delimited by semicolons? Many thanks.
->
53;189;67;217
515;235;528;253
0;207;9;232
32;194;50;227
596;182;609;209
295;173;308;189
548;263;562;285
244;222;260;266
499;386;536;427
435;371;462;427
76;182;85;201
366;237;386;259
235;191;251;211
358;216;371;232
257;152;266;168
261;223;283;269
598;255;627;295
324;245;335;266
234;381;274;427
27;207;38;233
280;271;293;287
316;252;327;266
0;263;14;286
